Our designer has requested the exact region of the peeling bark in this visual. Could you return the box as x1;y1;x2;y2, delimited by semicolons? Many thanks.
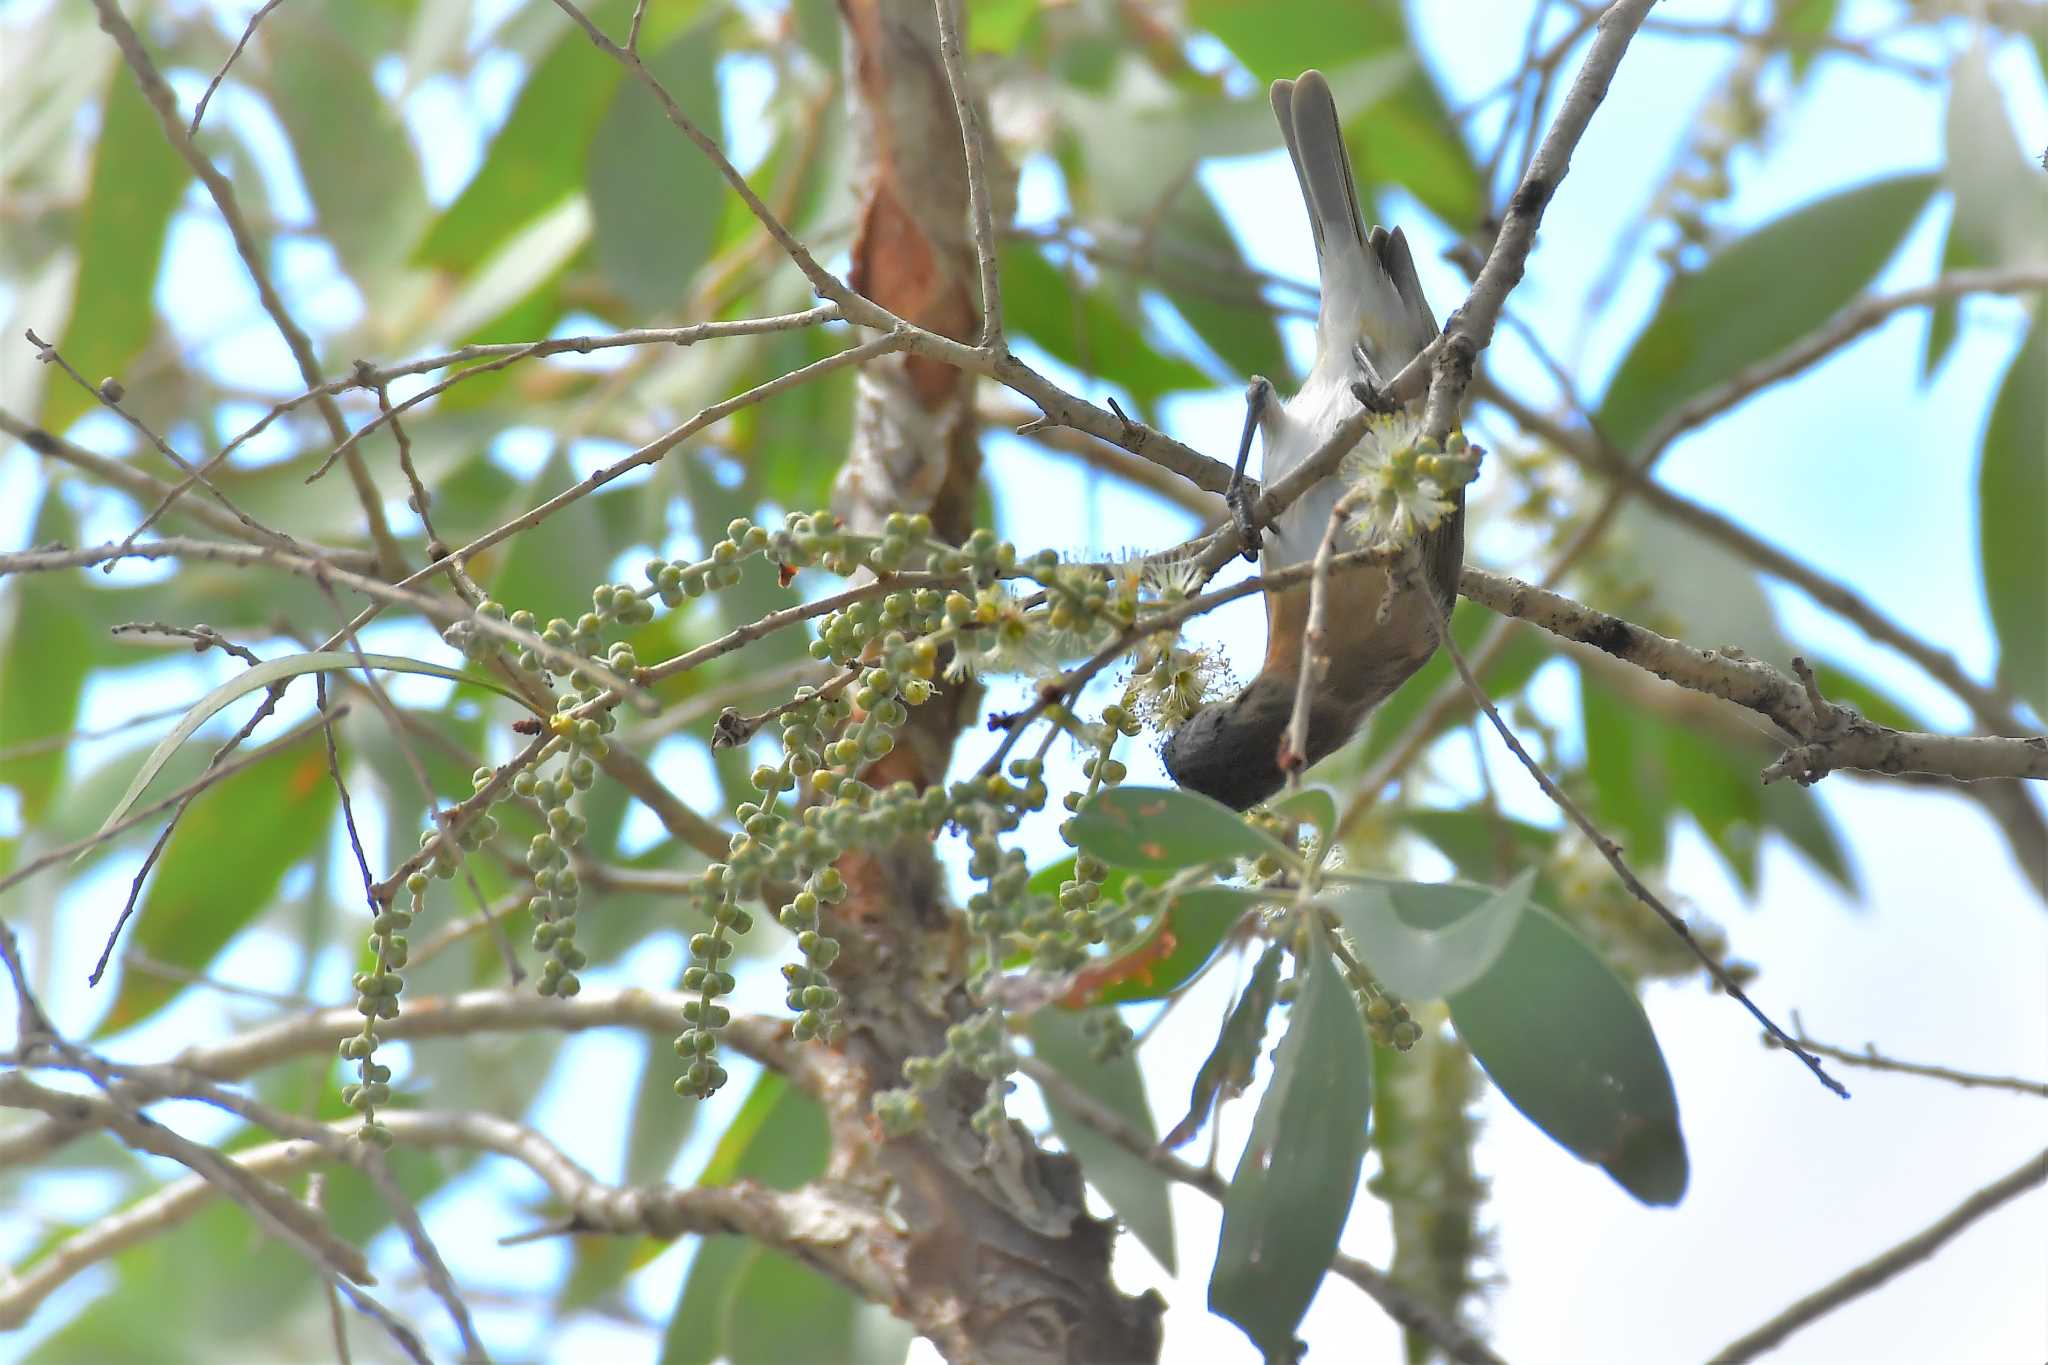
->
817;3;1163;1360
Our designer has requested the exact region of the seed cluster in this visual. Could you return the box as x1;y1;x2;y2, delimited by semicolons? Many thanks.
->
355;505;1236;1116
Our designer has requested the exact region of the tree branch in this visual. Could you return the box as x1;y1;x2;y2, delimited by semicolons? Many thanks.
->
1709;1147;2048;1363
1458;568;2048;783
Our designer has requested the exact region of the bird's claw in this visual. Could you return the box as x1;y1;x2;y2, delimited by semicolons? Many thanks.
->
1350;344;1398;415
1226;479;1262;565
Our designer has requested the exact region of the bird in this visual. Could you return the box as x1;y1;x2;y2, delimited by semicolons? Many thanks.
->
1161;70;1466;811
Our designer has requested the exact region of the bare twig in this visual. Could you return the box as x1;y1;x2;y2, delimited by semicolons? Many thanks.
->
1773;1022;2048;1098
1479;377;2034;739
1283;489;1372;777
0;408;374;569
931;0;1003;346
1633;266;2048;467
1391;0;1660;440
24;329;309;560
188;0;285;134
1456;569;2048;783
0;991;831;1172
88;0;408;576
1419;581;1847;1096
1710;1147;2048;1363
214;306;842;473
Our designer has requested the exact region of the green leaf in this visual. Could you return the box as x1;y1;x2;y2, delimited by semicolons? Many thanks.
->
1189;0;1400;82
662;1072;837;1365
1186;3;1481;225
1208;918;1372;1358
1598;174;1938;452
722;1247;858;1364
971;0;1040;51
1403;805;1558;888
1944;47;2048;274
1164;942;1286;1148
1031;1007;1177;1271
1578;667;1668;866
1354;612;1550;769
1082;885;1263;1006
586;26;724;318
697;1071;828;1190
661;1237;752;1365
625;1031;702;1185
0;496;99;820
258;1;431;286
1444;903;1687;1205
1328;871;1533;1001
1141;179;1293;383
95;738;336;1037
1072;785;1296;872
91;652;530;843
484;448;619;627
1000;244;1212;400
41;64;187;432
1776;0;1839;79
427;196;591;349
1918;206;1976;381
1266;786;1335;837
1979;315;2047;717
415;7;626;266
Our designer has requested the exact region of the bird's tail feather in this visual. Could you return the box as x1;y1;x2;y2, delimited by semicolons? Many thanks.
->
1271;71;1435;374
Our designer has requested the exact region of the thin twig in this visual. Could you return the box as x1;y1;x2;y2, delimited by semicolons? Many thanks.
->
1773;1021;2048;1098
188;0;285;134
0;709;343;899
1455;569;2048;783
1391;0;1659;439
24;329;309;561
88;0;409;576
0;408;374;569
1709;1147;2048;1363
932;0;1004;346
1418;582;1847;1096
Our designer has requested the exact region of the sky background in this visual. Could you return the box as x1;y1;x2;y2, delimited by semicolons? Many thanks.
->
1;0;2044;1361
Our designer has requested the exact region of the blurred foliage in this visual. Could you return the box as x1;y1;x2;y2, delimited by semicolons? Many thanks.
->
1;0;2042;1359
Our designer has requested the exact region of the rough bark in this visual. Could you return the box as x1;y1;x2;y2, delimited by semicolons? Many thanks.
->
816;3;1165;1359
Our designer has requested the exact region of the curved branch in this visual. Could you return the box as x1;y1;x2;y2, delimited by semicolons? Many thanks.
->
1710;1147;2048;1363
1459;568;2048;783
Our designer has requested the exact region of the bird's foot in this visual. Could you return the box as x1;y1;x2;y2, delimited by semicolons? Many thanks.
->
1225;478;1263;565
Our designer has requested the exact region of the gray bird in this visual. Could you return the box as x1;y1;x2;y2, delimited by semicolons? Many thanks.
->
1162;70;1464;811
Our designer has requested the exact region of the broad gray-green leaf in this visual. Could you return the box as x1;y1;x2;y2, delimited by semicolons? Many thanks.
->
42;62;186;432
1944;46;2048;273
1979;316;2046;717
1208;918;1372;1358
1164;942;1285;1148
1031;1007;1177;1271
259;2;430;287
1266;786;1336;838
1329;871;1533;1001
1599;174;1937;452
1072;885;1264;1006
1444;903;1688;1205
1072;785;1297;872
92;652;530;841
586;27;724;317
